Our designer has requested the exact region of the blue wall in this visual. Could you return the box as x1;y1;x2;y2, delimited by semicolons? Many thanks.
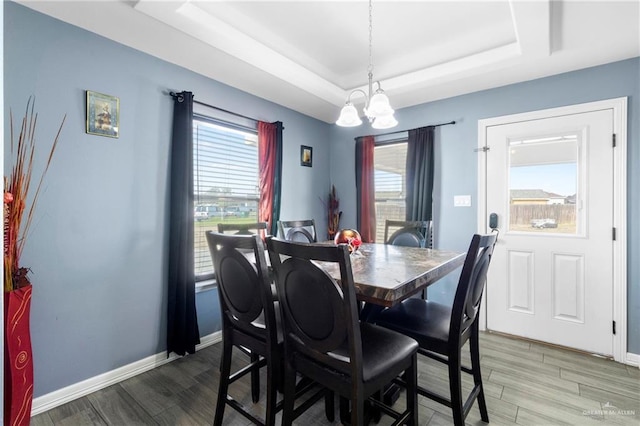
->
329;57;639;354
4;2;330;397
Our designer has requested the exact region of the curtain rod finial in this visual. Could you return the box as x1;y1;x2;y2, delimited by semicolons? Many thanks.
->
169;91;185;103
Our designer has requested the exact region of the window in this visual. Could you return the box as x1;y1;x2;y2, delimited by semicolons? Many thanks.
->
193;116;259;279
508;134;579;234
374;141;407;242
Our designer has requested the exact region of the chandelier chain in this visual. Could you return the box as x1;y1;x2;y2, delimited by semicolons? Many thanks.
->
368;0;373;75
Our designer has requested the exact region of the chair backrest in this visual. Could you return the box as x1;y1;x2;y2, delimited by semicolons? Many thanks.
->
277;219;317;243
450;232;498;342
266;236;362;378
206;231;277;344
217;222;268;236
384;220;433;248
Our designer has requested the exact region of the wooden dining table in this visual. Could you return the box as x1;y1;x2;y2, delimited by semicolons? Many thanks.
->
318;242;466;307
249;240;465;310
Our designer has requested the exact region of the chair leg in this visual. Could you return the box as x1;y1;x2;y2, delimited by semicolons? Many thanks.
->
214;335;232;426
281;360;297;426
340;396;350;423
264;360;278;426
324;390;335;422
371;390;382;423
471;329;489;423
405;354;419;426
250;351;260;403
448;348;465;426
351;392;365;426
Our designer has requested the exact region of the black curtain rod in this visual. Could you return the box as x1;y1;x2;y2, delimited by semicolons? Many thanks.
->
364;120;456;139
170;91;259;124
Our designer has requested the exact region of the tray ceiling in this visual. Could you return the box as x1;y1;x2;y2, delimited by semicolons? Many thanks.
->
17;1;640;123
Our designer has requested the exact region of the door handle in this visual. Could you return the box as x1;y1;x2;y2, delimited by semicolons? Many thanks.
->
489;213;498;230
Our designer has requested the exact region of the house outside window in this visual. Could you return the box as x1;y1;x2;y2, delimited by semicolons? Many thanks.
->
374;141;407;242
193;116;259;279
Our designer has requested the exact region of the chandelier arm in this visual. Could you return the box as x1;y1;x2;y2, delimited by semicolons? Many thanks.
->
347;89;369;104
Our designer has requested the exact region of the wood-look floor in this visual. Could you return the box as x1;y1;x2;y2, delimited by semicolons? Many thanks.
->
31;332;640;425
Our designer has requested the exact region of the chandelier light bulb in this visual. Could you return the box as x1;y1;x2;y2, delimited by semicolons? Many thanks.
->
336;103;363;127
367;90;394;118
371;114;398;130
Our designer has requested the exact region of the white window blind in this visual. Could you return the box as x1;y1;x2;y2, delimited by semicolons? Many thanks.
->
374;142;407;242
193;117;259;279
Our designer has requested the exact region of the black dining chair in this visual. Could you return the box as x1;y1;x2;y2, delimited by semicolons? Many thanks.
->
277;219;317;243
374;232;498;426
384;220;433;248
217;221;268;236
206;232;328;425
384;220;433;300
266;236;419;426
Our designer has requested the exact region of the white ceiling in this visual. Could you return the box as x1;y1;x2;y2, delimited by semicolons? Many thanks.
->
17;1;640;123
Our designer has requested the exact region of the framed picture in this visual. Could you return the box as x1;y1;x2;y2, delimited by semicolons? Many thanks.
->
300;145;313;167
86;90;119;138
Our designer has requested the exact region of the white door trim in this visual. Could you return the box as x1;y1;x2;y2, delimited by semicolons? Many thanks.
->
477;97;628;364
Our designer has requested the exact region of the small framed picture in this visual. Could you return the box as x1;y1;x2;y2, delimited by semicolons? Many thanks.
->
300;145;313;167
86;90;119;138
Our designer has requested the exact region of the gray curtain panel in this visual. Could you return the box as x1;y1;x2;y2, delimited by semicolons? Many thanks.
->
167;91;200;356
406;126;435;221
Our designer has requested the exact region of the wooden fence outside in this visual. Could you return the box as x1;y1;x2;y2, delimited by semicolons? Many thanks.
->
510;204;576;225
372;203;576;240
374;202;405;242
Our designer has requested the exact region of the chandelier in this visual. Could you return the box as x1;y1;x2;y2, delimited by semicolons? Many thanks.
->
335;0;398;129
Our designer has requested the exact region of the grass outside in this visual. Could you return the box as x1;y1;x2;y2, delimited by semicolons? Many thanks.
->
194;216;261;275
509;222;577;234
194;215;259;248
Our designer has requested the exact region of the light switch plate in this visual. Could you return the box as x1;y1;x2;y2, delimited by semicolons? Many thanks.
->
454;195;472;207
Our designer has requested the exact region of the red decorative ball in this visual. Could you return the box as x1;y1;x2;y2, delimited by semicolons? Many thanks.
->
334;229;362;253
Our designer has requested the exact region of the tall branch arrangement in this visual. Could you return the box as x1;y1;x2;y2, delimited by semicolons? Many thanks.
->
321;185;342;239
4;98;66;292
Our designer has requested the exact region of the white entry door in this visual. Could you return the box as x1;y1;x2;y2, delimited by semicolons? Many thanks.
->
484;108;615;356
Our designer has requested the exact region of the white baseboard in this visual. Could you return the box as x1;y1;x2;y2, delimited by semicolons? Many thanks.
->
626;352;640;368
31;332;222;416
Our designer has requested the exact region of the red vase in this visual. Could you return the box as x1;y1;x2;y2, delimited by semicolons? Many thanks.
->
4;284;34;426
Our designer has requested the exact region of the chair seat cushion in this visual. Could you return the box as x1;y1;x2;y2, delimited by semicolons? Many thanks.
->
374;299;451;355
359;322;418;383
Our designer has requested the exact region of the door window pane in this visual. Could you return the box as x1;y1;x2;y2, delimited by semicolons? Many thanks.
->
508;135;579;234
